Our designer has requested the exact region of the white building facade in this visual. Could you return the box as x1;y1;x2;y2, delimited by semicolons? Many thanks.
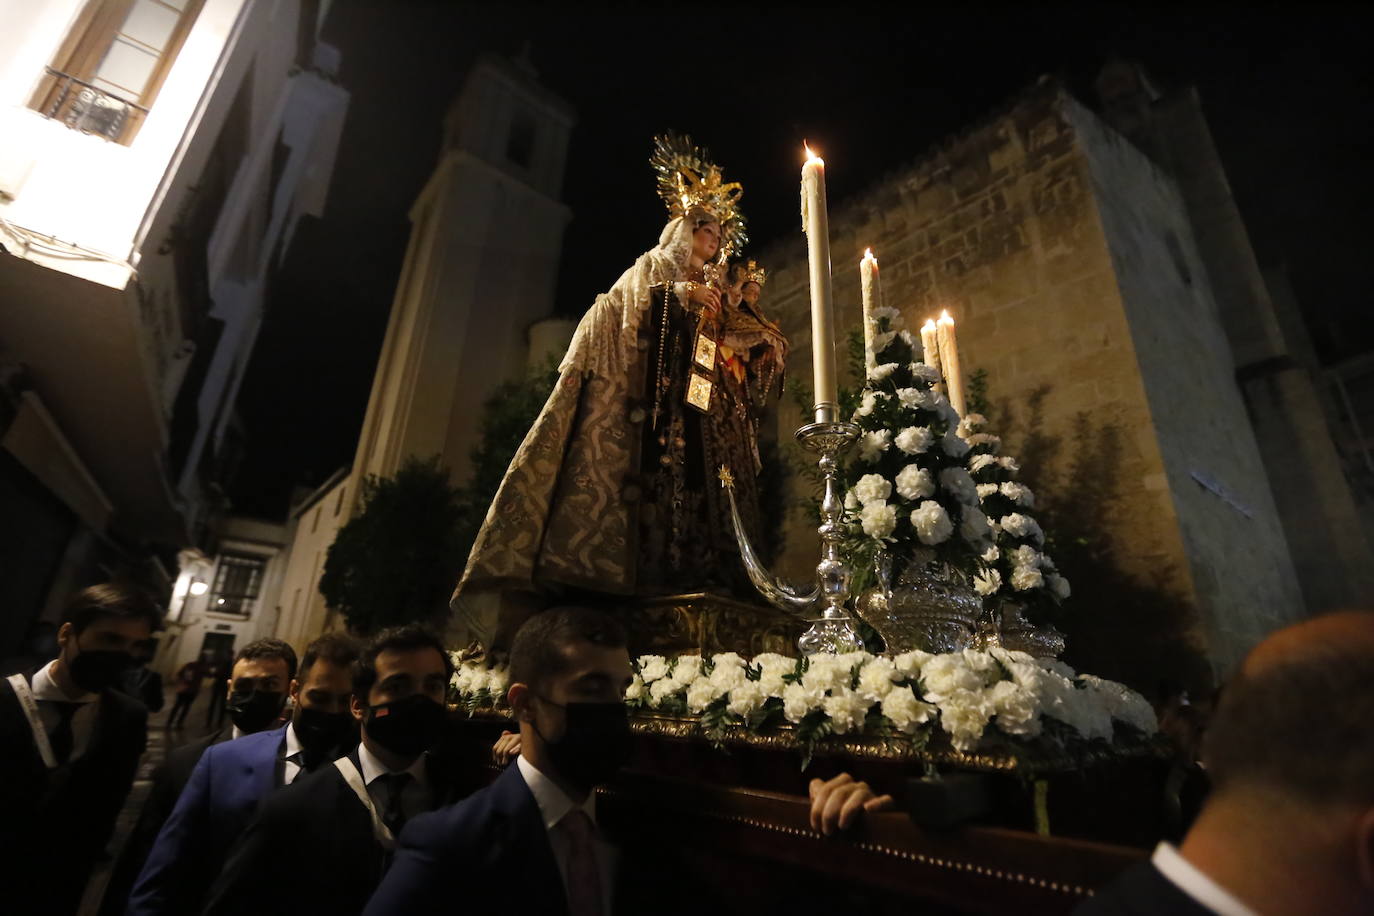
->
0;0;347;664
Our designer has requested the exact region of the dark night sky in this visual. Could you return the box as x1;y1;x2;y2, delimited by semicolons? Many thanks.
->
230;1;1373;519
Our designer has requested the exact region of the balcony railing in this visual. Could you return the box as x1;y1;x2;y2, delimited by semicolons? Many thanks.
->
38;67;148;143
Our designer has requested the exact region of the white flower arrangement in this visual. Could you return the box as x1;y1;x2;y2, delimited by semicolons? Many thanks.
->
450;649;1156;764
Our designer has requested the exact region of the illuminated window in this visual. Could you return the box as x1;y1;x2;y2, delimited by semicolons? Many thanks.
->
29;0;206;145
209;553;265;617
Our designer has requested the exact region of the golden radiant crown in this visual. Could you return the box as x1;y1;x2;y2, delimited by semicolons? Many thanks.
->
737;259;767;287
650;132;747;259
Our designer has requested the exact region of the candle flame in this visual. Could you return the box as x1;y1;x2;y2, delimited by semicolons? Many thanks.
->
939;309;954;325
863;247;875;261
922;318;938;331
804;141;820;163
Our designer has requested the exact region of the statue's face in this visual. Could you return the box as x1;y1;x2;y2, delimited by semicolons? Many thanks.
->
741;282;762;305
691;220;720;263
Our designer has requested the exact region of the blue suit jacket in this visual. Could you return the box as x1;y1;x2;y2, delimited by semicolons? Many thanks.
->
127;725;286;915
362;762;567;915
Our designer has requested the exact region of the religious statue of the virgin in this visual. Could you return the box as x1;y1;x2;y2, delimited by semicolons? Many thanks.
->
452;134;787;649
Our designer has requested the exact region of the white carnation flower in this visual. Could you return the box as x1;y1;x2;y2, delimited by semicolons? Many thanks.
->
920;653;988;699
981;544;1001;563
1048;573;1071;600
822;688;872;735
894;464;935;500
726;681;767;718
966;433;1002;452
939;467;977;504
624;674;645;702
648;677;680;707
854;390;879;418
1011;565;1045;591
801;654;851;693
960;506;992;544
956;413;987;437
708;654;748;691
853;473;892;505
989;679;1042;737
451;666;477;693
969;454;997;475
973;567;1003;596
757;671;787;697
910;363;942;384
873;305;903;327
856;657;898;701
940;430;971;458
637;655;670;683
936;689;995;752
871;362;898;381
1000;481;1035;507
1009;545;1042;569
485;668;510;695
910;500;953;545
782;682;823;723
880;685;936;734
1000;513;1044;544
894;426;934;455
872;330;897;354
686;678;725;714
897;387;935;410
755;654;798;678
671;655;703;686
859;429;892;463
893;650;933;679
975;482;1000;500
997;456;1020;472
860;501;898;540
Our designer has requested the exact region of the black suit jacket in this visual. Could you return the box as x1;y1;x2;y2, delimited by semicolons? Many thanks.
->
0;667;148;916
204;749;468;916
362;761;567;915
1074;860;1218;915
99;727;232;916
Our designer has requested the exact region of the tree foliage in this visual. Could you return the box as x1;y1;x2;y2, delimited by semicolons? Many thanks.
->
319;456;464;635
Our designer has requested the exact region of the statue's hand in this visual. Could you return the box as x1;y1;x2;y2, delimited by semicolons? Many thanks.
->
491;730;522;766
808;772;894;836
687;282;721;315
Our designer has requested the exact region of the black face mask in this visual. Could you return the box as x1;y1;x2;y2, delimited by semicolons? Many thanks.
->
365;694;447;760
227;690;286;734
293;705;356;768
533;699;632;793
69;647;135;693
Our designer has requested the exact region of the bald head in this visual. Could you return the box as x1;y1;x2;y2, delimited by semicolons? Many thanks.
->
1205;611;1374;808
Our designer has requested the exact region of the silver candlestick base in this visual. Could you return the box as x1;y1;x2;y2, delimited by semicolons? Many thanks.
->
793;421;864;655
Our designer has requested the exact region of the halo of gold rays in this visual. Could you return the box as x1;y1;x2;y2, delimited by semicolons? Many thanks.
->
650;132;748;259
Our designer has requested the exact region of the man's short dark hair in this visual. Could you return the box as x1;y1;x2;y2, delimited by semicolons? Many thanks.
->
298;632;360;684
233;638;298;681
1204;625;1374;808
354;624;453;698
508;606;627;691
60;582;163;636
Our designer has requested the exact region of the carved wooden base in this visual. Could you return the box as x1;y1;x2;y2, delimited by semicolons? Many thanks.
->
616;590;803;657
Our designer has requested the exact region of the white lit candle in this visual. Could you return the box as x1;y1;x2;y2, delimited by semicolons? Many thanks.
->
860;248;879;378
801;143;838;423
937;310;965;417
920;317;942;394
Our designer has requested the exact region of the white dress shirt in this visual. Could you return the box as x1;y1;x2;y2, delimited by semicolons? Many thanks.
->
31;660;99;761
357;741;430;821
516;755;616;913
281;721;305;785
1152;842;1260;916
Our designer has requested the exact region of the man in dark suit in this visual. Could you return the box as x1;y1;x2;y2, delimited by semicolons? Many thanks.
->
204;624;469;915
1078;611;1374;915
0;582;162;916
364;606;634;915
100;637;298;915
128;633;360;916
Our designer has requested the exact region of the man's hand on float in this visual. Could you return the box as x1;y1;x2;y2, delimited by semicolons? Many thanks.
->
809;772;894;836
491;730;521;765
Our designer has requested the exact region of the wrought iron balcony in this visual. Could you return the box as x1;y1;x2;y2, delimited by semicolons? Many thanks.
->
38;67;148;142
